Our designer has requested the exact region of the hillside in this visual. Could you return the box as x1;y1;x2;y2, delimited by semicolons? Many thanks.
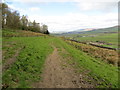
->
54;26;118;49
1;1;119;89
81;26;118;34
2;28;46;37
2;29;119;88
57;26;118;35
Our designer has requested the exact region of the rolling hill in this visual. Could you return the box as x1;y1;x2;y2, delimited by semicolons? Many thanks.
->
54;26;118;49
55;26;118;36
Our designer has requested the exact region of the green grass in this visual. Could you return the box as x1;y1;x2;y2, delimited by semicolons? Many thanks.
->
3;37;53;88
56;32;118;49
2;28;45;37
2;35;119;88
76;33;118;44
51;38;119;88
74;33;118;48
2;39;21;64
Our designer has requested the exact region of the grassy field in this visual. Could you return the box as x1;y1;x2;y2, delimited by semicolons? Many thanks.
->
2;29;119;88
69;33;118;48
56;26;119;49
2;37;53;88
75;33;118;44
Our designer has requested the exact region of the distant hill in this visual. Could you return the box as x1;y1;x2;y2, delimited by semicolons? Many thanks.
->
56;26;118;36
82;26;118;34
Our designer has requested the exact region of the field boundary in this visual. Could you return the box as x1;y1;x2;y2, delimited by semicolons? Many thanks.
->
65;39;118;51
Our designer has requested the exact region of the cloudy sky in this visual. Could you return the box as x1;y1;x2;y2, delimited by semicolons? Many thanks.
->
4;0;119;33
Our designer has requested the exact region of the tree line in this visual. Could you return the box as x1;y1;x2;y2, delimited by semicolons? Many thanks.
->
1;3;49;34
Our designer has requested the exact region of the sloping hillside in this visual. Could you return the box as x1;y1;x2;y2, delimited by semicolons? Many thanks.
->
2;28;46;37
57;26;118;35
2;29;119;88
81;26;118;34
55;26;118;49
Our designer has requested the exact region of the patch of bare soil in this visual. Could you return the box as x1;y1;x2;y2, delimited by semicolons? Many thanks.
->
33;47;96;88
2;48;22;72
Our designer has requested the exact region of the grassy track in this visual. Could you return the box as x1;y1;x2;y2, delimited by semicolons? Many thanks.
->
2;35;119;88
3;37;53;88
53;38;119;88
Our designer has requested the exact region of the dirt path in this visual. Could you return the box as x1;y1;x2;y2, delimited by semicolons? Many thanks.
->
33;47;95;88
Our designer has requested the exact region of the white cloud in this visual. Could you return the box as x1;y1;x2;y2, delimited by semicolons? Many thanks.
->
8;5;40;16
7;0;118;12
6;0;118;33
8;4;15;9
29;7;40;12
76;2;117;11
29;12;118;33
8;4;25;13
8;0;119;3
